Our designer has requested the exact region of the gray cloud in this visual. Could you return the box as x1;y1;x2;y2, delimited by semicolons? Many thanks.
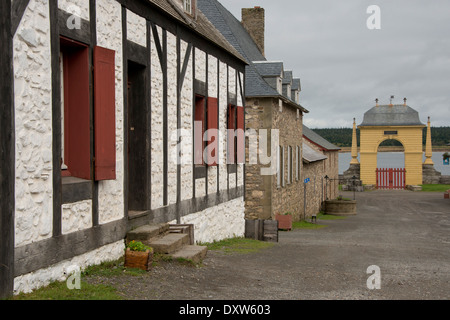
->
218;0;450;128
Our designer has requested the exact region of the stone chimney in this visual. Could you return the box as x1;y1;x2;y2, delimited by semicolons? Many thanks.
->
241;7;265;56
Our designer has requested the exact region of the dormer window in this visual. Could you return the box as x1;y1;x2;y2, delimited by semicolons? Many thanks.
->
184;0;192;14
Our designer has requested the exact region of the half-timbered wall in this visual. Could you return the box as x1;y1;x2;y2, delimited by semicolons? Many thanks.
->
9;0;245;295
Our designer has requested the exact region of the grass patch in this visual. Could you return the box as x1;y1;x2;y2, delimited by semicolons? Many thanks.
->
317;213;347;220
420;184;450;192
292;220;326;230
202;237;275;255
11;280;122;300
82;258;147;277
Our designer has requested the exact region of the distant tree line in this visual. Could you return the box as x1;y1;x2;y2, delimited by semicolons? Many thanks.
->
311;127;450;147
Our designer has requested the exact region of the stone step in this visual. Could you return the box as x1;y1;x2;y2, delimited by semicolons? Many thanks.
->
148;233;190;254
171;245;208;264
127;223;170;243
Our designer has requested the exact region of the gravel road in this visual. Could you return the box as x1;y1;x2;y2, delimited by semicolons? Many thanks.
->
86;190;450;300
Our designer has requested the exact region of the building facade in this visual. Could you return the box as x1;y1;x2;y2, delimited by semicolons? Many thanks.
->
302;125;341;216
1;0;247;296
198;1;309;224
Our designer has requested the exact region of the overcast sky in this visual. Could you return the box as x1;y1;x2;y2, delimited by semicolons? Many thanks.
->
218;0;450;128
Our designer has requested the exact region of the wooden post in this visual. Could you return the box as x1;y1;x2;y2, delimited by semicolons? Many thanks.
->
0;0;15;299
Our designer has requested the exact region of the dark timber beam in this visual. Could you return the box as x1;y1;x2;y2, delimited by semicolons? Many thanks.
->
0;0;15;299
11;0;30;36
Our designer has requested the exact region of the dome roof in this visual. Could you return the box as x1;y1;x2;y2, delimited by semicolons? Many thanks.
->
359;105;425;127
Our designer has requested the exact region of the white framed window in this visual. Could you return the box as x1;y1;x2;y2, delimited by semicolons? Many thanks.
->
277;146;282;188
184;0;192;14
287;146;292;184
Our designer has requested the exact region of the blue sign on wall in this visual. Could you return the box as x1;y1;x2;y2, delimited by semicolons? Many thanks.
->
444;158;449;166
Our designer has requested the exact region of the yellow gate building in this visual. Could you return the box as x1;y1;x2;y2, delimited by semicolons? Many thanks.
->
357;102;426;186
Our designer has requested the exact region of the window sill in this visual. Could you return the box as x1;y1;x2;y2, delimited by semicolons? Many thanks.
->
228;164;237;174
194;165;206;179
62;176;92;204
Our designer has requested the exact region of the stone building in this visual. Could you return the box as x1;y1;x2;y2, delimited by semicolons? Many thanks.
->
198;1;309;226
1;0;247;297
302;125;341;216
199;1;339;229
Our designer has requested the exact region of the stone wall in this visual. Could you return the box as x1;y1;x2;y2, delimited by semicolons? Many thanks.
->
170;197;245;244
14;0;53;247
272;100;303;221
244;97;304;222
14;240;125;294
244;97;272;220
302;160;325;218
241;7;265;56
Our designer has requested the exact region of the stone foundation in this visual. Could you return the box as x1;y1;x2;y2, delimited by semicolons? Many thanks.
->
422;164;442;184
342;163;360;180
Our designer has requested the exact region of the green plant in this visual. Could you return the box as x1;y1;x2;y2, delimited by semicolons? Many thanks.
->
443;152;449;160
292;220;326;230
126;240;153;253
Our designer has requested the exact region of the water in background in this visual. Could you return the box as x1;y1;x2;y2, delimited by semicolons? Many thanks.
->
339;152;450;175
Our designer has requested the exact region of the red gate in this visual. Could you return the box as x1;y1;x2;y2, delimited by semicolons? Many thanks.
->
376;168;406;190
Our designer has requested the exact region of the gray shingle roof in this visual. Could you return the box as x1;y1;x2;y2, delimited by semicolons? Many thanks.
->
195;0;264;63
359;105;425;127
283;71;293;84
303;125;341;151
148;0;246;64
292;78;301;91
302;143;328;163
198;0;308;113
253;61;284;77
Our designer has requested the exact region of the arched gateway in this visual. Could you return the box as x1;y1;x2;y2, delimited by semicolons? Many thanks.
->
356;101;426;188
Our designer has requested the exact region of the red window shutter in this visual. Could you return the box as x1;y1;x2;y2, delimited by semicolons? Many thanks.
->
94;46;116;181
236;106;245;164
64;45;91;180
194;95;205;165
207;97;218;166
227;104;236;164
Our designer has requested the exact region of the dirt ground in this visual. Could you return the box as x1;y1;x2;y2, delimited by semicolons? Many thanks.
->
85;190;450;301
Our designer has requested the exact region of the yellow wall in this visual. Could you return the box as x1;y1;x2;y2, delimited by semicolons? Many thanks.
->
359;125;425;186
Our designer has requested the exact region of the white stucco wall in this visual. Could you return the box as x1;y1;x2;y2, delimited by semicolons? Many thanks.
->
14;240;125;295
14;0;53;247
151;25;164;209
96;0;125;224
58;0;90;21
167;31;178;205
218;61;228;191
62;200;93;235
171;197;245;244
126;9;147;47
180;40;193;201
195;48;206;83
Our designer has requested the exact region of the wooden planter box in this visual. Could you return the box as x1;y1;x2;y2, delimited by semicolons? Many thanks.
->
275;214;292;231
124;248;153;271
